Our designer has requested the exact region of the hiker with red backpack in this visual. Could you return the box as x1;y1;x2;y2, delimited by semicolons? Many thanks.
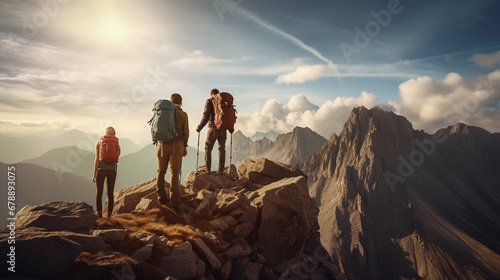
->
92;126;120;219
196;88;236;175
148;93;189;210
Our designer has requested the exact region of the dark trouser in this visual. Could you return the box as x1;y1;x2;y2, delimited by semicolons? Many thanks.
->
95;168;117;215
205;128;227;172
157;140;183;206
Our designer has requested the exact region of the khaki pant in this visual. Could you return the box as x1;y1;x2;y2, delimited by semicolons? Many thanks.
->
156;140;183;206
205;128;226;172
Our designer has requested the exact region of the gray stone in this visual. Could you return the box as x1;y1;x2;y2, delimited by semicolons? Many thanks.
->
0;229;81;279
191;238;221;270
251;176;318;270
212;189;250;215
91;229;129;243
132;243;153;261
154;236;171;255
242;262;263;280
234;222;254;238
160;241;198;280
224;215;238;227
56;231;110;253
237;158;305;188
221;243;252;260
195;257;206;279
195;191;218;215
210;216;229;231
134;196;159;212
112;262;136;280
184;170;233;193
220;260;232;280
229;257;250;280
15;201;96;231
107;178;167;214
238;205;259;224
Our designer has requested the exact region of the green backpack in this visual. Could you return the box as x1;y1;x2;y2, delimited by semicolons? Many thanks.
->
148;100;178;144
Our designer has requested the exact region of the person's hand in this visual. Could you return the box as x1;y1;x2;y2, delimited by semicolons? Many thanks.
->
196;127;201;133
91;175;96;183
229;128;234;134
183;147;188;157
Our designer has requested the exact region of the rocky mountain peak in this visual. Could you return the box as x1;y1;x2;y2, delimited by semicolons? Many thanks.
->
300;106;500;279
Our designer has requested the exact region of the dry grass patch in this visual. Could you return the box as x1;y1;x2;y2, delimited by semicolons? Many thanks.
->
94;206;202;244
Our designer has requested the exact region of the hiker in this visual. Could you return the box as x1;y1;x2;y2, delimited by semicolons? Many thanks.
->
154;93;189;209
196;88;235;174
92;126;120;219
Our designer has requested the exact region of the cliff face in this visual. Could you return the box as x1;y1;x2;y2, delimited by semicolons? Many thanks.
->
232;127;327;166
299;107;500;280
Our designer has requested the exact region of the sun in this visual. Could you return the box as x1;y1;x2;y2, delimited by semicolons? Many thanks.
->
100;17;129;43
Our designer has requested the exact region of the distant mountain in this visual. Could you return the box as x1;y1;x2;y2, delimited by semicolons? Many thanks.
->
299;107;500;279
232;127;327;166
0;129;142;163
22;146;94;180
0;162;94;222
250;131;279;141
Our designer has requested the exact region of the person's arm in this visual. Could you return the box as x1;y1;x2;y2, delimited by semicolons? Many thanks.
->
196;99;213;132
92;142;100;182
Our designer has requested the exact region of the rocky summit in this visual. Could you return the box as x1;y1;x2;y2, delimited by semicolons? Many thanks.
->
0;158;343;280
299;106;500;280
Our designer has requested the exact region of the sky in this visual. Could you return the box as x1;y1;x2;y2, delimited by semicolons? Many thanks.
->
0;0;499;146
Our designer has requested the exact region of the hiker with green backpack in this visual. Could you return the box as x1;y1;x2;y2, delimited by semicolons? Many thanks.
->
196;88;236;175
148;93;189;210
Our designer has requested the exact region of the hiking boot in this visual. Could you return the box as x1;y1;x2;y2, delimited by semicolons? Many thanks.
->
200;166;211;174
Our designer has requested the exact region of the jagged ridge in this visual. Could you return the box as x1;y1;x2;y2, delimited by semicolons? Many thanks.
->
300;106;500;280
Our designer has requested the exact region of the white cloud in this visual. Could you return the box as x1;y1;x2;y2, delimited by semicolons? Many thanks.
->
388;70;500;133
170;51;233;68
275;64;336;84
237;92;377;138
471;50;500;68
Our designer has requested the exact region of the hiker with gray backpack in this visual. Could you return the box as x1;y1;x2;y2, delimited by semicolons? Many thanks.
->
196;88;236;175
148;93;189;210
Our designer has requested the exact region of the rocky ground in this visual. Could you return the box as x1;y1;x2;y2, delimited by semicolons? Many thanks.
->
0;158;345;280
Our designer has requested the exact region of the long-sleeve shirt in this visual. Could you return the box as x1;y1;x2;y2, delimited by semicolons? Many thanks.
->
176;107;189;147
197;98;215;131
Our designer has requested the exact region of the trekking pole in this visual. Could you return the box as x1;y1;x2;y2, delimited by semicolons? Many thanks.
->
196;132;200;171
230;132;233;170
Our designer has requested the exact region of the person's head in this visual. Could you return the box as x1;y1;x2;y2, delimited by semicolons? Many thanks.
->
171;93;182;106
210;88;219;97
105;127;116;136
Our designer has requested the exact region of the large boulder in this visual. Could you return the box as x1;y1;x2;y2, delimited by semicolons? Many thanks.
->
251;176;318;270
107;178;168;214
15;201;96;231
184;170;234;193
0;228;82;279
159;241;202;280
237;158;305;189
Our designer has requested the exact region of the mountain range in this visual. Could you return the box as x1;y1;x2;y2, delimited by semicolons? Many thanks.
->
0;129;142;163
232;126;327;166
299;107;500;279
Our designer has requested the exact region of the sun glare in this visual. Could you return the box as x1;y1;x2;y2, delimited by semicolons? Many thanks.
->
100;17;129;43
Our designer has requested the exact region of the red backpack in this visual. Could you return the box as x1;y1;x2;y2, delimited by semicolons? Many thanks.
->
212;92;237;130
99;135;120;163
